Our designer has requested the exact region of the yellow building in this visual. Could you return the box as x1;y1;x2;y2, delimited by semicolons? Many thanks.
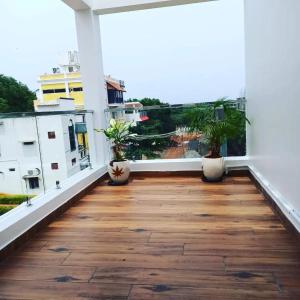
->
38;72;85;109
36;51;125;110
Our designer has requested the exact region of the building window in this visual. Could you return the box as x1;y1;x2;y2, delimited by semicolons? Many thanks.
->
70;87;83;92
43;89;66;94
54;88;66;93
28;177;39;189
9;168;15;172
51;163;59;170
23;141;35;145
71;158;76;166
68;120;76;152
48;131;56;139
43;89;53;94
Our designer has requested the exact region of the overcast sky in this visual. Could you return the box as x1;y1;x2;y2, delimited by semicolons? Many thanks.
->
0;0;245;104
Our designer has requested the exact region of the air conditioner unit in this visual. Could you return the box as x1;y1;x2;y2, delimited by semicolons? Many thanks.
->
27;170;34;176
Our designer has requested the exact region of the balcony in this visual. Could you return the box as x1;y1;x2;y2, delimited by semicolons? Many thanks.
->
107;89;124;106
0;173;299;299
1;0;300;298
1;96;299;298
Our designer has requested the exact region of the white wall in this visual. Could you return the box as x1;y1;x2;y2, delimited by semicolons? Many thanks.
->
0;118;44;195
0;115;81;195
245;0;300;228
0;162;23;195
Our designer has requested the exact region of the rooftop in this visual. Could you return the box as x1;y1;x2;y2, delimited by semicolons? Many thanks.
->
0;174;299;299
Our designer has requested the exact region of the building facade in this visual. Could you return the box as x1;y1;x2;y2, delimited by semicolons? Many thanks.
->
36;51;126;109
0;112;82;195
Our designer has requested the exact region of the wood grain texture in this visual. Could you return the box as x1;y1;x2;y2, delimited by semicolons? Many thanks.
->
0;174;299;299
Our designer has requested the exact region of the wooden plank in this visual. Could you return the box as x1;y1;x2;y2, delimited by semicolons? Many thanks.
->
1;251;69;266
92;267;278;290
41;242;183;255
0;280;130;300
0;265;95;282
225;257;300;272
34;229;150;242
64;253;224;270
128;285;285;300
184;244;300;258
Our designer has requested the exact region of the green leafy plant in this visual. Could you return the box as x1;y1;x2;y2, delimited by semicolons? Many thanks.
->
96;119;134;161
188;98;250;158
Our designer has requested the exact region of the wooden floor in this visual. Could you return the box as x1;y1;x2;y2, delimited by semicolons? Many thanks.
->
0;175;300;299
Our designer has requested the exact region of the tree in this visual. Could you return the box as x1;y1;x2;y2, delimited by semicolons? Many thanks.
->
125;98;175;159
0;75;35;113
187;99;250;158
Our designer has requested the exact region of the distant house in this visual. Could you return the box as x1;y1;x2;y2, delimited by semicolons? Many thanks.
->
0;111;84;195
106;77;126;107
124;102;149;124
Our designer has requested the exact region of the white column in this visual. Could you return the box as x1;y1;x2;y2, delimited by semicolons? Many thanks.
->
75;9;108;165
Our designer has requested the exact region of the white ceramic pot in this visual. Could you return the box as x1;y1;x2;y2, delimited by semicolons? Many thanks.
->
108;160;130;184
202;157;225;181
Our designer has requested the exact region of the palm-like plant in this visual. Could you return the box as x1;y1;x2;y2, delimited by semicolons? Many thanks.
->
96;119;134;161
188;98;250;158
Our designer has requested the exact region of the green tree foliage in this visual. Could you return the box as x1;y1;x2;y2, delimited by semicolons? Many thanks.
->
125;98;175;159
0;74;35;113
187;98;250;158
127;98;162;107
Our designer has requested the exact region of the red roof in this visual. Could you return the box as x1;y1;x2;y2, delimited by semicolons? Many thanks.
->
140;116;149;121
106;80;126;92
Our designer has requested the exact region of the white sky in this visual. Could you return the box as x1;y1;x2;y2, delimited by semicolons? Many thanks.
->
0;0;245;104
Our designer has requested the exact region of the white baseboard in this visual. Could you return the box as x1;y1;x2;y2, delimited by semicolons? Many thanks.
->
130;156;249;172
248;165;300;233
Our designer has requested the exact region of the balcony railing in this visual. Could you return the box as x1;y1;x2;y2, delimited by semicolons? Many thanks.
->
107;90;124;105
0;99;251;252
0;110;96;217
0;99;247;218
105;98;247;161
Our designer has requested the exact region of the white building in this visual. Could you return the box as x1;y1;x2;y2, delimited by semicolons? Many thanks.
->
0;112;82;195
124;102;149;125
35;50;126;111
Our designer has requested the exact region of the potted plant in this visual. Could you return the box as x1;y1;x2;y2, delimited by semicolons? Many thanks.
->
97;119;134;185
188;98;250;182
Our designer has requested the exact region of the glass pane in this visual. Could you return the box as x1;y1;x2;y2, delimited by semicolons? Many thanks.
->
104;99;247;160
0;110;95;216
